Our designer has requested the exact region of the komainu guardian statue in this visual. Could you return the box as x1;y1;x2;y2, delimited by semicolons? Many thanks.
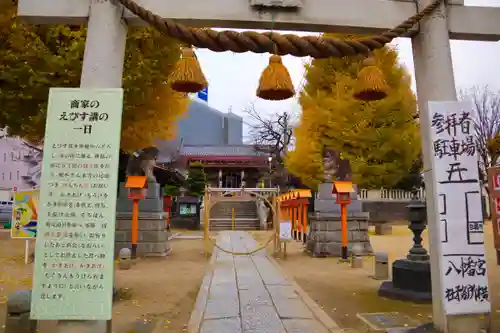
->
322;149;338;182
126;147;160;183
322;148;352;182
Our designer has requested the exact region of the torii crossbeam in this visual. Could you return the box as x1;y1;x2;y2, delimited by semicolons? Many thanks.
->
17;0;500;41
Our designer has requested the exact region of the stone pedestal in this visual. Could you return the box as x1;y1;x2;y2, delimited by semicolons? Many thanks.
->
115;182;169;257
378;259;432;303
115;212;170;257
5;290;37;333
116;182;163;213
307;182;372;257
378;203;432;303
306;212;372;257
315;182;363;214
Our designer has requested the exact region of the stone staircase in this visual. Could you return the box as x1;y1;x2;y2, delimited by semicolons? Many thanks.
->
209;199;260;230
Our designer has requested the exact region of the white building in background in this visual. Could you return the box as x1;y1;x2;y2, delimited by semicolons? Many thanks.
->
0;129;41;193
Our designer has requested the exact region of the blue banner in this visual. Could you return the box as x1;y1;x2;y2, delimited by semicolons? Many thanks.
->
197;87;208;102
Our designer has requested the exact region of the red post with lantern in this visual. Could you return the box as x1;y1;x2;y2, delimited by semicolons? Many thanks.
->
125;176;147;259
333;180;354;260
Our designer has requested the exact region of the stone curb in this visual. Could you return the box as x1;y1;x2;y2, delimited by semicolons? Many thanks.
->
186;242;219;333
266;254;347;333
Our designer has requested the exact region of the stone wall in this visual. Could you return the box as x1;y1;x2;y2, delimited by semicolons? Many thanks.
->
306;213;372;257
361;198;489;224
115;213;170;257
362;201;409;223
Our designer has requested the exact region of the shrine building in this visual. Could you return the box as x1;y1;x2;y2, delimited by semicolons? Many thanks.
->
157;98;271;188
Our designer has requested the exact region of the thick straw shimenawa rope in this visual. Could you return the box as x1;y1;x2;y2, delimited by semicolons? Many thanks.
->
116;0;443;58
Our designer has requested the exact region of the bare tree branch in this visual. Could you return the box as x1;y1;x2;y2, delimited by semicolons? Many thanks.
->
459;85;500;188
156;138;184;169
243;102;296;188
243;102;295;160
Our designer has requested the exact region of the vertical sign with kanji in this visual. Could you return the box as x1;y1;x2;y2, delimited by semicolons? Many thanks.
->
429;100;490;315
30;88;123;320
487;166;500;264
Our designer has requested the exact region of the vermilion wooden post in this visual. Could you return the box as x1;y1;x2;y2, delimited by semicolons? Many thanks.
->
340;202;348;258
333;181;354;261
131;198;139;258
163;195;173;230
125;176;147;259
296;201;304;241
302;202;308;243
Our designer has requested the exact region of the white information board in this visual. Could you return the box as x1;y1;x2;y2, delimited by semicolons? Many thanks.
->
31;88;123;320
428;100;490;315
279;220;292;241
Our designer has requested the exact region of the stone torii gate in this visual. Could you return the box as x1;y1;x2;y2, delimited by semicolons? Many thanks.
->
16;0;500;332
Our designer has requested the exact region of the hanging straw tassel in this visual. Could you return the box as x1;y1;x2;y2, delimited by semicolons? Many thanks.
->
353;57;389;102
256;55;295;101
169;47;208;93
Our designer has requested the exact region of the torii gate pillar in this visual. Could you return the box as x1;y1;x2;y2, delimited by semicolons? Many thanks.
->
80;0;127;89
413;1;488;332
61;1;127;332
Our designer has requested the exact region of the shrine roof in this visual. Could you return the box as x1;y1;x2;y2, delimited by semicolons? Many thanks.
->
181;145;267;158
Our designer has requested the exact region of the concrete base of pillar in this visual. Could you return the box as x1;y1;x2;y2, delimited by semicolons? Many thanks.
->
405;318;491;333
4;313;37;333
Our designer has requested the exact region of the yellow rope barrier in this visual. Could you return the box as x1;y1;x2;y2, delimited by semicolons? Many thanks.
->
206;232;276;256
204;188;279;256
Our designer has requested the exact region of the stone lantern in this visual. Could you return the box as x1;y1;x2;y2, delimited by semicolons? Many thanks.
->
378;190;432;302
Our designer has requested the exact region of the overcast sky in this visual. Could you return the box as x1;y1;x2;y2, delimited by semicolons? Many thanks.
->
194;0;500;137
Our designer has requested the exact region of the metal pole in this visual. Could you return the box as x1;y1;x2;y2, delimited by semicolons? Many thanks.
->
24;240;29;265
272;195;277;256
276;199;281;257
203;191;210;258
231;208;235;231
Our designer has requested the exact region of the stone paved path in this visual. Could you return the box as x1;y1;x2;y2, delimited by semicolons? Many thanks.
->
188;231;336;333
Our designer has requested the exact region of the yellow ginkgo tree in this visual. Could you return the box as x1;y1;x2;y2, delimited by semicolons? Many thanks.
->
287;34;421;189
0;1;189;151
